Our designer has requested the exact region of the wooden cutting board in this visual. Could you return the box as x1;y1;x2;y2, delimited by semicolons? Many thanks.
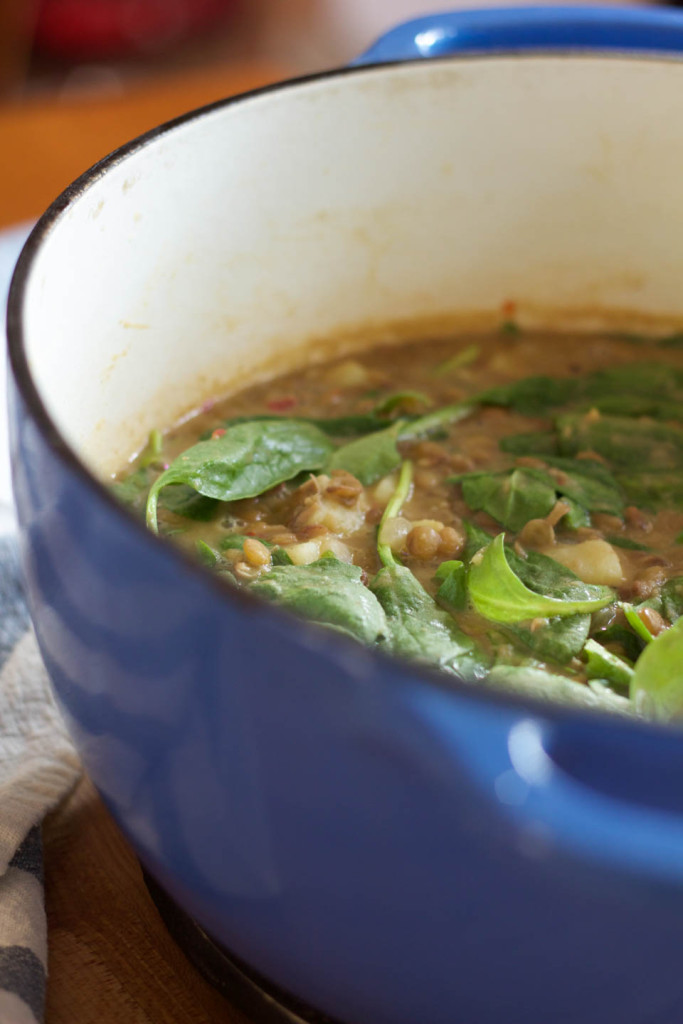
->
0;59;286;1023
44;777;254;1023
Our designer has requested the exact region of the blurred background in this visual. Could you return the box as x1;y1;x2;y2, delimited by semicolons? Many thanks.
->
4;0;635;96
0;0;650;224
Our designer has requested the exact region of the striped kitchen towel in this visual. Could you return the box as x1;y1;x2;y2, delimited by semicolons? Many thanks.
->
0;532;81;1024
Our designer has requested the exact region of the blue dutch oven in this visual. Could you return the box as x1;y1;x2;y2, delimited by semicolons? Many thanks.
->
9;8;683;1023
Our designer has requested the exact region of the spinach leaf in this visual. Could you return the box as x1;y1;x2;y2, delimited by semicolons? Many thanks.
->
474;538;594;668
541;457;624;516
248;557;387;645
160;485;219;522
196;540;221;568
207;413;392;439
271;548;294;566
310;414;394;437
468;534;615;624
434;560;467;611
581;362;683;400
630;615;683;721
213;394;474;451
399;400;474;440
616;471;683;509
480;375;578;416
660;578;683;622
456;469;557;532
372;461;486;677
560;497;591;530
582;396;683;421
481;361;683;418
506;613;590;665
557;414;683;472
499;431;560;456
594;623;644;663
454;458;622;531
606;536;651;551
463;520;495;560
506;545;599;601
501;545;596;663
583;638;633;692
636;576;683;624
327;421;404;485
113;467;219;521
219;534;251;551
371;563;486;678
146;420;334;533
111;466;150;509
621;603;654;644
488;664;634;715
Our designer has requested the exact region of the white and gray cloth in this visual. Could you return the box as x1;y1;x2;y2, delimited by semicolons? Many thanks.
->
0;535;81;1024
0;224;81;1023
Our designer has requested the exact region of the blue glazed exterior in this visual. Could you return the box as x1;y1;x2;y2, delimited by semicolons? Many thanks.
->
10;8;683;1023
11;374;683;1024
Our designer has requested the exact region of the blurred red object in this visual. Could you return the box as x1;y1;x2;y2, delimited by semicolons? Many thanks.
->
34;0;238;60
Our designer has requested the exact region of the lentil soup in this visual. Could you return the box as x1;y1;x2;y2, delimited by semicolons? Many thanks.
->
115;329;683;720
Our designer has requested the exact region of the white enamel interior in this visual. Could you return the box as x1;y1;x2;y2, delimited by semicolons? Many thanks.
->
20;56;683;476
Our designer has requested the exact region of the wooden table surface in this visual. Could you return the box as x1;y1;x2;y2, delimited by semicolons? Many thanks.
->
0;60;285;1024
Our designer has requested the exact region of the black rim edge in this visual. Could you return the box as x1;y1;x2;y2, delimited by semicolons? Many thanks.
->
144;870;344;1024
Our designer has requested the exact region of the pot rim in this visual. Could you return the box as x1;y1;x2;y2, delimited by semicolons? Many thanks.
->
6;46;679;737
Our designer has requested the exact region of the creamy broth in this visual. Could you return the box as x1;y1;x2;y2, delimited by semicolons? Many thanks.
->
115;330;683;719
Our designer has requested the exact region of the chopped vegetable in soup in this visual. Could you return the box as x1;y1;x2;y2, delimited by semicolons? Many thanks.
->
114;328;683;722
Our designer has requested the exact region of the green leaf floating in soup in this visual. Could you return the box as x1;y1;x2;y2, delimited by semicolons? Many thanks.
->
145;419;334;533
455;468;558;533
370;462;488;678
468;534;614;624
631;616;683;720
248;556;388;645
113;332;683;721
326;421;405;485
455;457;624;527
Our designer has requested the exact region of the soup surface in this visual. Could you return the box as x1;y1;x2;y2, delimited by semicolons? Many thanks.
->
115;328;683;720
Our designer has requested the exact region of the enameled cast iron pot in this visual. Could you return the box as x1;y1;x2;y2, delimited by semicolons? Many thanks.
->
10;9;683;1023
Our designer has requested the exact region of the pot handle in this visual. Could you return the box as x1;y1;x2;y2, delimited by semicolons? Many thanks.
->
355;6;683;65
406;687;683;883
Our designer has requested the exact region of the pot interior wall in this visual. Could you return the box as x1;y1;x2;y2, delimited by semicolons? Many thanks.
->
19;55;683;475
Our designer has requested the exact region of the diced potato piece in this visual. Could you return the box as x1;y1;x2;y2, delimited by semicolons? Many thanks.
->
321;538;353;563
285;536;352;565
287;540;323;565
373;473;399;505
302;495;367;535
378;515;412;552
543;539;624;587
